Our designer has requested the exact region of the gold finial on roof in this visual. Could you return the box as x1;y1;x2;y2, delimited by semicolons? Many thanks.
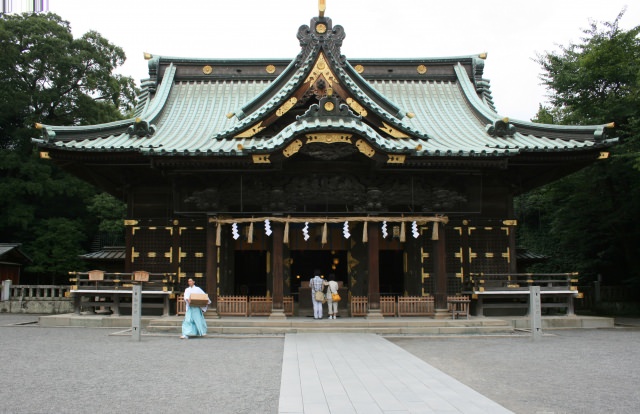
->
319;0;326;17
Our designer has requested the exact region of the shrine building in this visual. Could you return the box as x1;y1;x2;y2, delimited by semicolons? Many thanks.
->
33;6;617;317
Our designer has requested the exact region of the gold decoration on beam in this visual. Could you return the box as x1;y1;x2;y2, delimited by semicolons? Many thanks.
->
265;64;276;74
387;154;406;164
355;139;375;158
380;122;409;138
234;121;265;138
598;152;610;159
346;97;368;117
502;220;517;226
252;154;271;164
305;53;338;87
283;139;303;157
316;23;327;34
124;220;138;226
202;65;213;75
39;151;50;159
354;64;364;74
417;65;427;74
306;133;352;144
323;101;335;111
276;97;298;117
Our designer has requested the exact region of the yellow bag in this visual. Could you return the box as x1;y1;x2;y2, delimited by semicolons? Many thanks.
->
332;293;341;302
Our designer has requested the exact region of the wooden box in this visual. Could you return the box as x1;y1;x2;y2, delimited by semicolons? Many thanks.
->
189;293;210;307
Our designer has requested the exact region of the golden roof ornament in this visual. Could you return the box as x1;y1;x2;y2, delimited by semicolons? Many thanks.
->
319;0;326;18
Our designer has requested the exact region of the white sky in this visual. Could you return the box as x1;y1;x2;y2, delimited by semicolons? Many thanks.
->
49;0;639;121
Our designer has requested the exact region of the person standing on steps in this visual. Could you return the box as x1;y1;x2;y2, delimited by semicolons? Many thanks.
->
324;273;339;319
180;278;210;339
310;269;325;320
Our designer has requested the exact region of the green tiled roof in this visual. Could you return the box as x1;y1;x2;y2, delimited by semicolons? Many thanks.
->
34;15;616;159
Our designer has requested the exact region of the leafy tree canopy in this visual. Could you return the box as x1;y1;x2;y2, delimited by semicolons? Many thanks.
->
518;10;640;286
0;13;132;282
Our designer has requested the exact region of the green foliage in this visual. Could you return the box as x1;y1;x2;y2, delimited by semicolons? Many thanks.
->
0;13;136;281
86;192;126;235
519;11;640;286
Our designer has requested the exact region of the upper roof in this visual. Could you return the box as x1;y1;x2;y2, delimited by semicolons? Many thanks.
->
34;13;617;164
0;243;32;265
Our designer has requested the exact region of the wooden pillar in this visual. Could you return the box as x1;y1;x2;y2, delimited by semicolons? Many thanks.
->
205;218;218;318
434;221;449;318
366;222;383;319
270;222;286;319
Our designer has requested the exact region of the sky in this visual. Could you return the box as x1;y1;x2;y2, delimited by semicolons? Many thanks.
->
48;0;639;121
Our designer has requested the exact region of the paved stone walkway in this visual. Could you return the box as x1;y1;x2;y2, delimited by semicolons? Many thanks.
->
279;333;513;413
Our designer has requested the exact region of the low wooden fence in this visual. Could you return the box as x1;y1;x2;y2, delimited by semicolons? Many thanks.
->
397;296;434;316
351;296;436;317
178;295;294;317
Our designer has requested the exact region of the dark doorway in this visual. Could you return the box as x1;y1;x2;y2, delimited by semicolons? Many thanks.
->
290;250;347;300
234;251;267;295
379;250;404;296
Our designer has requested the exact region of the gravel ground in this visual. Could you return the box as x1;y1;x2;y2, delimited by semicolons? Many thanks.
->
389;327;640;414
1;314;638;414
0;315;283;414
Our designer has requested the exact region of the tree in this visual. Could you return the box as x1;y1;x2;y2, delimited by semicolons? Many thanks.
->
517;11;640;286
0;13;134;282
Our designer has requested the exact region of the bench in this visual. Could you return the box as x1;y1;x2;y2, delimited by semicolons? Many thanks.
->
69;270;177;316
465;273;579;316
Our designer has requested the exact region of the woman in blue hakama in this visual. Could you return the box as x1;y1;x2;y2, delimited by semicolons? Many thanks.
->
180;278;210;339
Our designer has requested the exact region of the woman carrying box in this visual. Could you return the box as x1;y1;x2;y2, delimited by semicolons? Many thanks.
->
180;278;210;339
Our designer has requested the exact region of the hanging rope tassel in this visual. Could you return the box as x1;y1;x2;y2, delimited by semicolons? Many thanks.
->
248;221;254;244
400;221;406;242
283;220;290;244
362;221;368;243
431;221;439;240
321;222;328;245
215;222;222;246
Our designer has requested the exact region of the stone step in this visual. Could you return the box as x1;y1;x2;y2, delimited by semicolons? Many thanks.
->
145;317;515;335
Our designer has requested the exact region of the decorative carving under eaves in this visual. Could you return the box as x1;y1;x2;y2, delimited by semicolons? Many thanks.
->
486;118;516;138
127;118;156;138
299;141;358;160
283;139;303;158
276;97;298;117
380;122;409;138
306;133;352;144
304;53;339;88
355;139;375;158
387;154;406;164
235;121;265;138
346;98;368;117
298;97;360;120
252;154;271;164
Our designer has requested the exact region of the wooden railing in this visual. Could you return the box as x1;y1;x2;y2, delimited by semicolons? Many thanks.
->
177;295;294;317
218;296;248;316
351;296;368;316
397;296;434;316
380;296;396;317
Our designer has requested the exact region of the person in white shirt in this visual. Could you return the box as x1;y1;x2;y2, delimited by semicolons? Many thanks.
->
310;269;324;319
